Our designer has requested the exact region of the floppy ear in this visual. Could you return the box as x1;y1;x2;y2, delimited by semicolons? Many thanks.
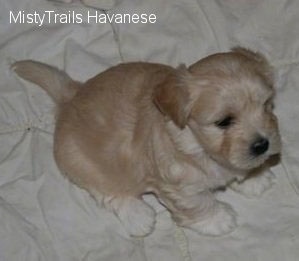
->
153;65;192;129
232;47;274;87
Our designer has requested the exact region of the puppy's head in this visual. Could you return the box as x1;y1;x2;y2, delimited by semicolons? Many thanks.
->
154;48;281;171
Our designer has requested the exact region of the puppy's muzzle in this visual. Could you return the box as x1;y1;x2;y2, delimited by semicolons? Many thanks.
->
250;136;269;156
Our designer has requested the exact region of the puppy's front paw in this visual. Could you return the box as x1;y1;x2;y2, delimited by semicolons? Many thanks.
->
230;172;275;198
116;198;156;237
188;202;237;236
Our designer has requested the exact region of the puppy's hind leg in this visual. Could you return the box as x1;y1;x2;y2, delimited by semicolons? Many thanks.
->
99;195;157;237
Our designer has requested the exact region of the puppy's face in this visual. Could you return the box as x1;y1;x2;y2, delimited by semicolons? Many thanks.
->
154;48;281;172
189;72;280;171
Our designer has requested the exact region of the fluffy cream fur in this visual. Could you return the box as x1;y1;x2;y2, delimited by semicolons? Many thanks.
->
12;48;281;237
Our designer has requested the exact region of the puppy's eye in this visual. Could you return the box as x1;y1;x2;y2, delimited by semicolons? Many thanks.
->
215;116;234;129
264;99;274;111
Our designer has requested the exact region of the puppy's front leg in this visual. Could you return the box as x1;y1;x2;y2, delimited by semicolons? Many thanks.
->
230;170;275;198
160;189;237;236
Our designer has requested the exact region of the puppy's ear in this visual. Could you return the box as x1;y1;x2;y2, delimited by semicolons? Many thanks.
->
232;47;274;86
153;65;192;129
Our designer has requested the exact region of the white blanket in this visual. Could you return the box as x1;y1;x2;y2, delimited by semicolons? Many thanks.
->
1;0;299;260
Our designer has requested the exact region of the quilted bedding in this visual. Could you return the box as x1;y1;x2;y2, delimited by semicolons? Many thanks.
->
1;0;299;260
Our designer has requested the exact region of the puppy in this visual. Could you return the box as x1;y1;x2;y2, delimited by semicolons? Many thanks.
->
13;48;281;237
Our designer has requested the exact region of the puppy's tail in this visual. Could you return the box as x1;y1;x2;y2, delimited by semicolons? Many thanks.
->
12;60;80;104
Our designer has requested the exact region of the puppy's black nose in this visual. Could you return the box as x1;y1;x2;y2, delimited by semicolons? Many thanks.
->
250;137;269;156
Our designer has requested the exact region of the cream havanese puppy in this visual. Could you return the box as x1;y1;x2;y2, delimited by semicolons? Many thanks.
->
13;48;281;237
